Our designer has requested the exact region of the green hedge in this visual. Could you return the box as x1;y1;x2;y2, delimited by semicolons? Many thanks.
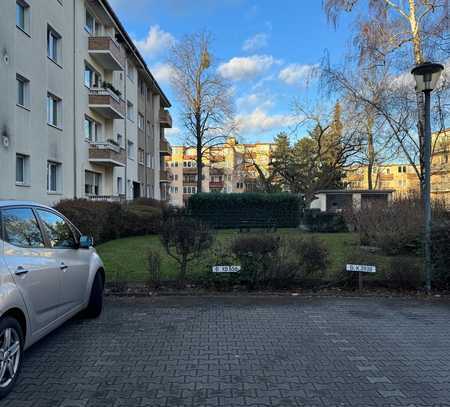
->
54;199;162;244
302;209;348;233
187;193;302;228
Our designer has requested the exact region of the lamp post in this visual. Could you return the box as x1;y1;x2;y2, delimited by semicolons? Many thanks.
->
411;61;444;294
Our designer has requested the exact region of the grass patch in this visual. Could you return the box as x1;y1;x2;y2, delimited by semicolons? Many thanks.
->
97;229;396;284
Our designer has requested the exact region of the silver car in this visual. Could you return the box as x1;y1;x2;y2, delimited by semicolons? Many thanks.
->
0;201;105;398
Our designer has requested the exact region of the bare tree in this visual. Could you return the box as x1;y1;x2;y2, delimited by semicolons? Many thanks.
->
323;0;449;195
274;103;363;205
169;32;234;193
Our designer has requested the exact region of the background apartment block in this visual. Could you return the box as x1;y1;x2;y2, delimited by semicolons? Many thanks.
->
344;129;450;203
166;137;275;207
0;0;172;205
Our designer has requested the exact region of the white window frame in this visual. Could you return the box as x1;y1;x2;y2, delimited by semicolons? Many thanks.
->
16;74;30;108
127;101;134;122
85;170;101;196
138;148;145;165
47;93;61;128
16;154;30;186
47;161;61;193
47;25;61;64
84;63;101;88
16;1;30;34
127;140;134;160
117;177;123;195
138;113;144;129
84;115;100;142
85;8;96;34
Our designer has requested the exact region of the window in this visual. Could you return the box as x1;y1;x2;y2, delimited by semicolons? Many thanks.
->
36;210;76;249
138;148;145;164
47;161;61;193
127;140;134;159
146;153;151;168
174;174;178;181
16;154;29;185
85;170;101;196
127;101;134;121
127;60;134;82
85;9;96;34
117;134;123;148
47;93;61;127
117;177;123;195
138;113;144;129
2;208;45;248
16;1;29;33
16;74;29;108
47;26;61;63
84;116;100;142
84;64;100;88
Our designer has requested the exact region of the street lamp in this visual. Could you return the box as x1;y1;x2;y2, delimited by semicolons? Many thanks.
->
411;61;444;293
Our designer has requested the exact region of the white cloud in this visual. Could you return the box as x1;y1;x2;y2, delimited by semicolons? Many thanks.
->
151;63;174;84
165;126;182;139
133;25;175;59
218;55;280;81
242;33;269;52
236;92;274;110
236;107;296;133
279;63;319;86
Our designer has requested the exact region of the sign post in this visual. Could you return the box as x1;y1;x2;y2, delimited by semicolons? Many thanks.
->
346;264;376;291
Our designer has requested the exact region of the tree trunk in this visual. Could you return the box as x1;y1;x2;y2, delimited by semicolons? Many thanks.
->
196;113;203;193
178;256;188;288
367;115;375;190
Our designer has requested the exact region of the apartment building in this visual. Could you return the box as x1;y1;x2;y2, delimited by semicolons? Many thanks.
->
0;0;172;205
344;164;420;198
344;129;450;204
165;137;275;207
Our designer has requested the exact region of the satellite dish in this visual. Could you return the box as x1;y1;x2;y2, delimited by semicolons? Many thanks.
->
2;136;9;148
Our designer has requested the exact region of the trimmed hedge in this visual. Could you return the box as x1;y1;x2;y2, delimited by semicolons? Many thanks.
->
301;209;348;233
187;193;302;228
54;199;162;244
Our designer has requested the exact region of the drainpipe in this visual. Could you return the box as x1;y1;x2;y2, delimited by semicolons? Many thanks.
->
72;0;77;198
124;55;128;200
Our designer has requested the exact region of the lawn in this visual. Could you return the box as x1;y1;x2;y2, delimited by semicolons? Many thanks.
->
96;229;393;283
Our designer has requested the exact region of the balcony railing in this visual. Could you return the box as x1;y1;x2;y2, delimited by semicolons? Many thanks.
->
89;141;126;167
89;88;125;119
160;170;170;183
209;181;224;188
160;138;172;156
87;194;126;202
160;109;173;128
183;167;197;174
88;36;125;71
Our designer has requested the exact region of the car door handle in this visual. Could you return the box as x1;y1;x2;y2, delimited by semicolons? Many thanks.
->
15;266;29;275
60;263;68;271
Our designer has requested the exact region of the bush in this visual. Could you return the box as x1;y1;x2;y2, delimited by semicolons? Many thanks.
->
386;257;423;290
302;209;348;233
147;250;162;289
187;193;303;229
55;199;162;244
160;215;214;287
230;234;328;289
432;222;450;289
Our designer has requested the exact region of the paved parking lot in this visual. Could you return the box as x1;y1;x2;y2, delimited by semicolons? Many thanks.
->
6;296;450;407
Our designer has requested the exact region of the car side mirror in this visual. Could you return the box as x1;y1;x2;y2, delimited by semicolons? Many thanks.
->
79;235;94;249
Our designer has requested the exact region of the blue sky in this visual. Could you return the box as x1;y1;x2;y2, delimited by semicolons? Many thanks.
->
109;0;355;144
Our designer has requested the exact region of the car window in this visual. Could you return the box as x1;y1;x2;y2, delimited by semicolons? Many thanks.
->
36;210;77;249
2;208;45;248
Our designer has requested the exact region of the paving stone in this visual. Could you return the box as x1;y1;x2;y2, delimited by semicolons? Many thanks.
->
5;296;450;407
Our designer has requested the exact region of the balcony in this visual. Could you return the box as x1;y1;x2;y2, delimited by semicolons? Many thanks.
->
88;36;125;71
209;181;224;189
183;167;197;174
89;89;125;120
160;170;170;183
89;141;126;167
160;138;172;156
160;109;173;128
379;174;394;181
87;194;126;202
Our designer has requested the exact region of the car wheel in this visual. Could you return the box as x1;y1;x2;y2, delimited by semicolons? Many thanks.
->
84;272;104;318
0;317;24;399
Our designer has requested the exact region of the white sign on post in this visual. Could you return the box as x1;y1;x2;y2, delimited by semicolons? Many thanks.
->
212;266;241;273
346;264;376;273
